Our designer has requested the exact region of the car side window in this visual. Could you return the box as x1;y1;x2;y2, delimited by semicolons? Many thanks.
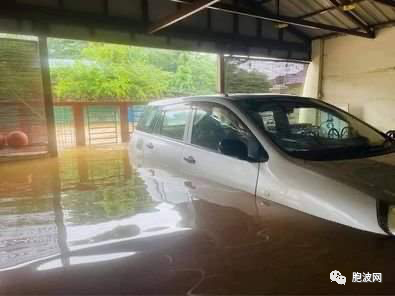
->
136;106;160;133
157;108;189;141
260;111;277;133
191;103;261;159
257;105;351;139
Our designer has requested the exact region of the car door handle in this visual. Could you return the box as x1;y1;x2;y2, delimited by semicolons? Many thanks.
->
146;143;154;149
183;156;196;164
184;181;196;190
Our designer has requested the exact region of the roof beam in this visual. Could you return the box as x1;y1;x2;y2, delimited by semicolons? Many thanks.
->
193;1;374;38
328;0;371;33
372;0;395;8
171;0;310;42
149;0;221;34
170;0;374;38
0;3;309;55
298;0;365;19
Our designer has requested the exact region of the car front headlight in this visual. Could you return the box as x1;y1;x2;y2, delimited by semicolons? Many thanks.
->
388;206;395;234
377;201;395;235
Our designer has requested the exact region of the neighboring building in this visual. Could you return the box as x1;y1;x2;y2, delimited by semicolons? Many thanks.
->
270;69;308;95
228;57;308;95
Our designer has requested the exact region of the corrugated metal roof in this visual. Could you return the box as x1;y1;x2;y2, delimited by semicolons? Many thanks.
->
0;0;312;61
261;0;395;38
1;0;395;61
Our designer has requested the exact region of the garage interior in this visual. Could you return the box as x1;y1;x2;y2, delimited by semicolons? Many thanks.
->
1;0;395;155
1;0;395;294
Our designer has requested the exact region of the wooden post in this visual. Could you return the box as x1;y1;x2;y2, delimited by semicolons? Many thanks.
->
73;104;86;146
77;152;89;183
120;103;130;143
38;36;58;157
51;160;69;266
217;53;225;94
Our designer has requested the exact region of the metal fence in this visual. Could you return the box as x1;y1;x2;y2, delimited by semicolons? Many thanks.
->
54;106;75;148
0;38;49;157
54;102;145;149
86;106;120;145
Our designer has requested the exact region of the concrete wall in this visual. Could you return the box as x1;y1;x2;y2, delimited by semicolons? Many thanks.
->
304;26;395;132
303;40;323;99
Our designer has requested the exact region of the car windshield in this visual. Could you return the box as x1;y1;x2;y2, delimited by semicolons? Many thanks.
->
236;98;394;161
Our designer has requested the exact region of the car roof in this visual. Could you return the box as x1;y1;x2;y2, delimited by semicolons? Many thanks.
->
148;94;315;106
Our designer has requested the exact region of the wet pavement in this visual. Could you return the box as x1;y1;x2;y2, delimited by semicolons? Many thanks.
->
1;145;395;295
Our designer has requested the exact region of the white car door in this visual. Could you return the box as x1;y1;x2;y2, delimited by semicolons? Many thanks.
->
130;104;192;205
129;105;160;169
143;104;193;205
181;102;262;217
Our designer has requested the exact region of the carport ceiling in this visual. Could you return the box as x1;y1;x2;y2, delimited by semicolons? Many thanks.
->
1;0;395;61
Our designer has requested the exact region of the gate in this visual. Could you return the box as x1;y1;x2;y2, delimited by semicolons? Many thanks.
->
86;106;120;145
54;106;75;148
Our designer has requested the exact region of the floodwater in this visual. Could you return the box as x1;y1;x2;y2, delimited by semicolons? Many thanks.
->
1;146;395;294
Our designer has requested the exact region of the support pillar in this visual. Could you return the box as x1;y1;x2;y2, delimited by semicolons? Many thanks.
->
120;103;130;143
38;36;58;157
217;53;225;94
303;39;324;99
73;104;86;146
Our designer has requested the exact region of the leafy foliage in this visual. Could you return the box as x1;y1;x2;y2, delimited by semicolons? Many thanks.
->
225;58;272;93
51;44;170;102
50;41;217;102
167;53;217;96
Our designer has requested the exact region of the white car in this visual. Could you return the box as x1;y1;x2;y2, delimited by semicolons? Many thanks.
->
129;94;395;236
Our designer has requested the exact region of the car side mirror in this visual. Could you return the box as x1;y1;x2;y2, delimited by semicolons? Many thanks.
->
255;145;269;162
386;130;395;141
219;139;249;160
219;139;269;162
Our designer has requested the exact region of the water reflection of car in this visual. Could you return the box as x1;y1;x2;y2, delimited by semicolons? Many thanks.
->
129;94;395;236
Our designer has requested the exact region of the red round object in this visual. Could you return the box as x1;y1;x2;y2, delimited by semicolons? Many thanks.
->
7;131;29;148
0;134;5;149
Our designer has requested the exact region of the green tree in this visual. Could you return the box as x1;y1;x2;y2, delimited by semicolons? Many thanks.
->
168;53;217;96
225;59;272;93
50;41;218;102
51;43;170;102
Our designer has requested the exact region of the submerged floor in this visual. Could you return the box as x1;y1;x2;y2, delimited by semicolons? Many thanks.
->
1;146;395;294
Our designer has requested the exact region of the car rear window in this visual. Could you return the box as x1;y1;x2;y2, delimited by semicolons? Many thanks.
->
136;106;160;133
157;109;189;141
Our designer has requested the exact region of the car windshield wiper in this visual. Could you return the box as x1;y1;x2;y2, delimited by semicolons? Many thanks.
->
340;141;395;157
364;138;393;152
297;145;377;157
